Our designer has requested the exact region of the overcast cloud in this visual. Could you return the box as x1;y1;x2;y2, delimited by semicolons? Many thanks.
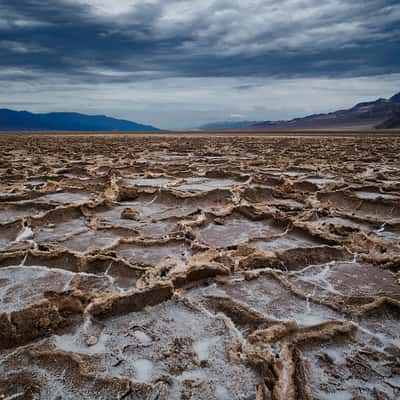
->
0;0;399;129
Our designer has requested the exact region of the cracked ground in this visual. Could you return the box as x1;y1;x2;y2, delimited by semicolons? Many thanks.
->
0;132;400;400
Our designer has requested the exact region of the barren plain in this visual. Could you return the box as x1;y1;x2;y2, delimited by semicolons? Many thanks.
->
0;132;400;400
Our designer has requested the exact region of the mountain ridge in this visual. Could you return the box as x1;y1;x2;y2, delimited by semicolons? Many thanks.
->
199;91;400;131
0;109;160;132
246;91;400;131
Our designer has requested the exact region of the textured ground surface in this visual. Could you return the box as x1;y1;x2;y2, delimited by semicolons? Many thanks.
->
0;133;400;400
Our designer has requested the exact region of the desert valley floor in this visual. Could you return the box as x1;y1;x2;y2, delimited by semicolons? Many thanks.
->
0;132;400;400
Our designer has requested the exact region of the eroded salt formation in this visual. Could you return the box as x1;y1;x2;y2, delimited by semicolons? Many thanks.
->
0;133;399;399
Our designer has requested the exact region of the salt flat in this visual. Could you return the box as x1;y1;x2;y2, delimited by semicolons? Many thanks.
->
0;132;399;399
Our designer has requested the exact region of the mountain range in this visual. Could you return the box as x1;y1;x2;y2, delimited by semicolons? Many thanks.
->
376;114;400;129
198;120;260;130
1;92;399;132
0;109;160;132
199;91;400;131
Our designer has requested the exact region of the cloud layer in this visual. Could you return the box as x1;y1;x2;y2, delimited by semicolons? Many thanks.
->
0;0;399;128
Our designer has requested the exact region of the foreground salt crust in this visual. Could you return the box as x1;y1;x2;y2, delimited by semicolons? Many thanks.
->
0;134;399;399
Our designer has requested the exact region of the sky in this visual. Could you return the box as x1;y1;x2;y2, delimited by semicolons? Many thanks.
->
0;0;400;130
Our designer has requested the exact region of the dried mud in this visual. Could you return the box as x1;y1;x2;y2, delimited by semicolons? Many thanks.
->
0;133;400;399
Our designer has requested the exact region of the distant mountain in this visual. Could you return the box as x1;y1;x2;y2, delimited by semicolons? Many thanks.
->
198;120;261;130
376;111;400;129
239;91;400;131
0;109;160;131
390;92;400;103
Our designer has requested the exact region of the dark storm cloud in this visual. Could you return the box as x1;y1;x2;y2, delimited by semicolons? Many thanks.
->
1;0;399;82
1;0;399;130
